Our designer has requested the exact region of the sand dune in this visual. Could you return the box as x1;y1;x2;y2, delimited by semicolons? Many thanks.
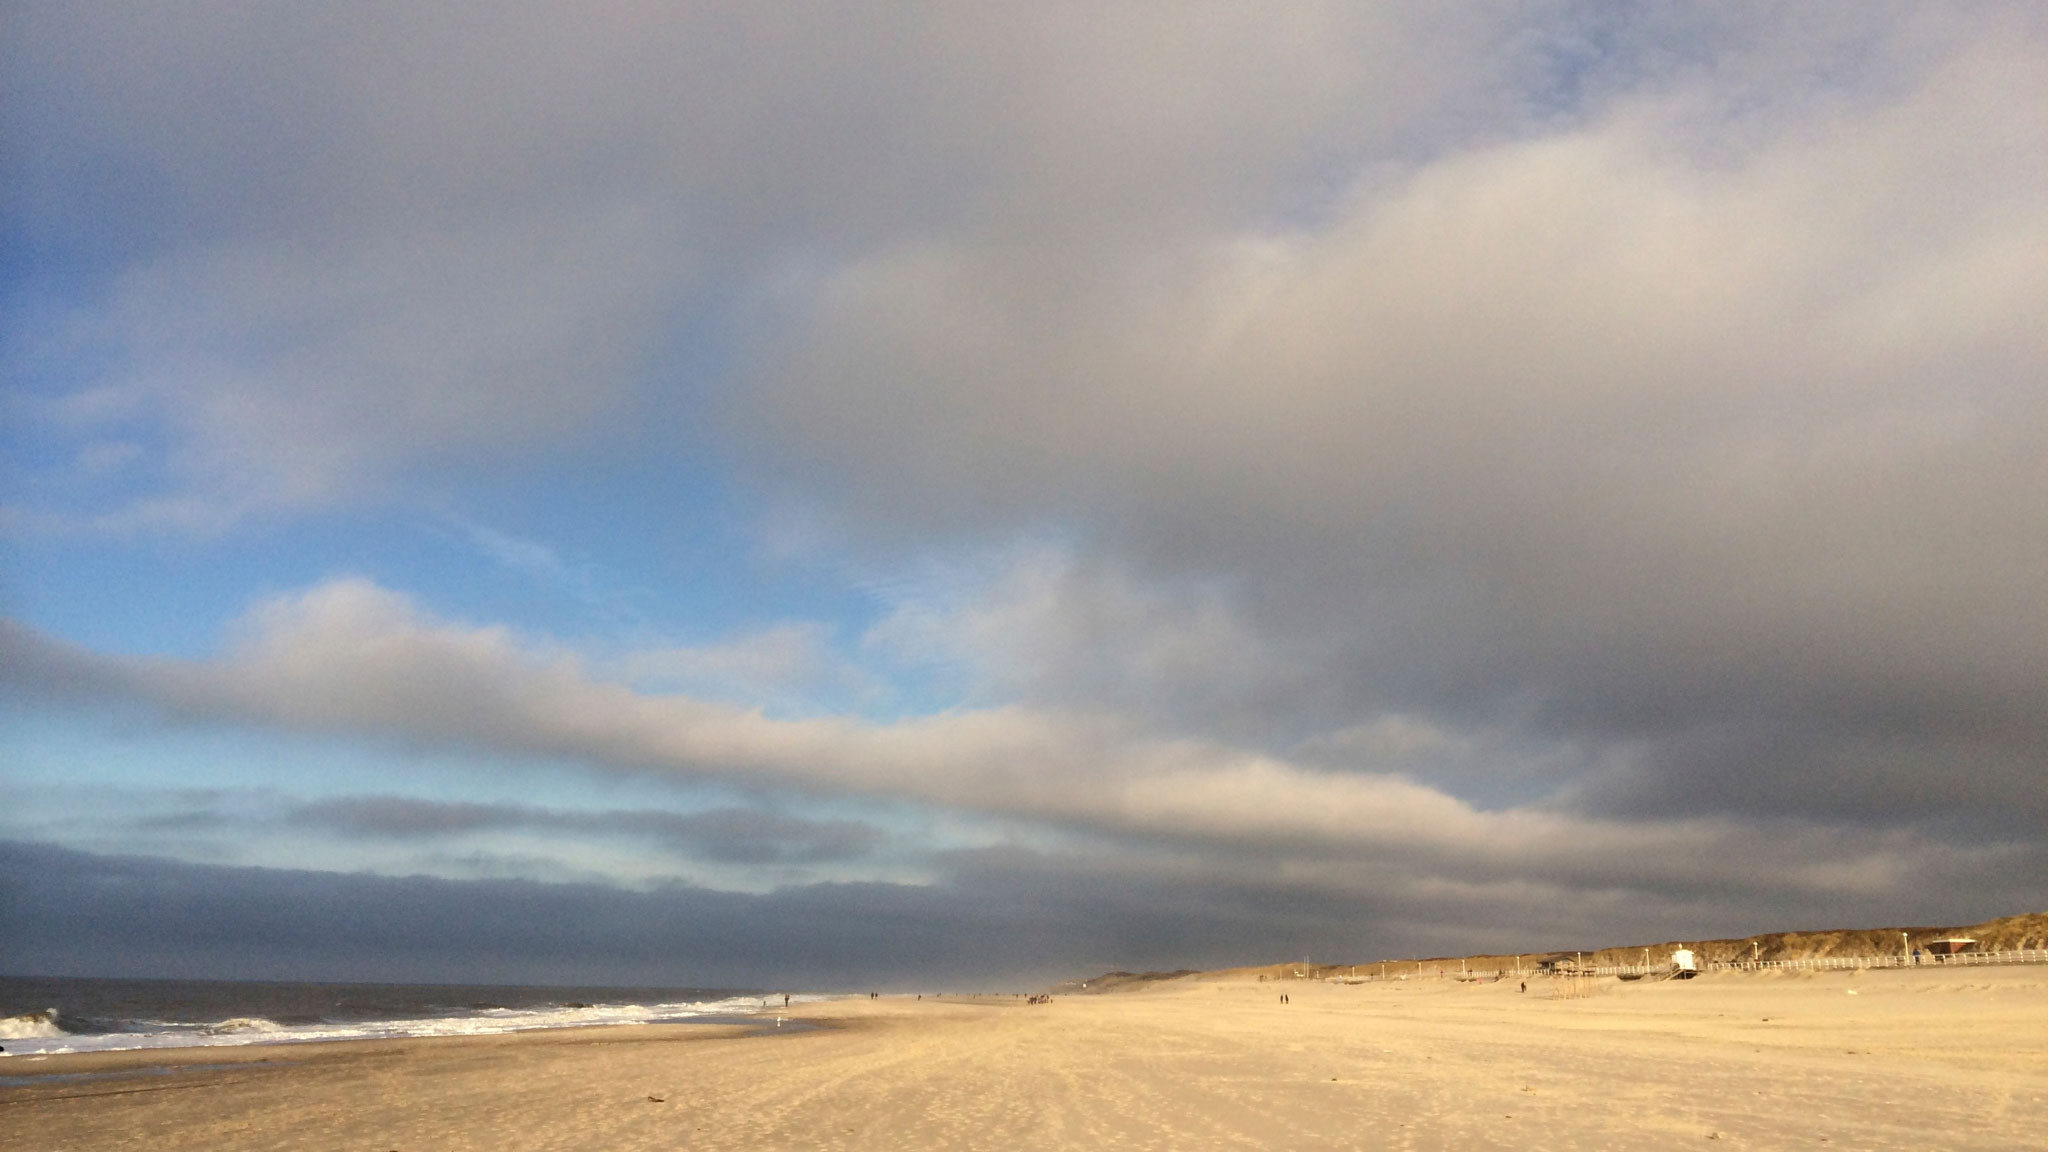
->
1220;908;2048;981
5;965;2044;1150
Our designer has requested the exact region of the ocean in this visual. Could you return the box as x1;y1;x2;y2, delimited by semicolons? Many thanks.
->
0;975;803;1057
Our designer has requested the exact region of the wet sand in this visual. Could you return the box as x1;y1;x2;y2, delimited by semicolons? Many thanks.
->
4;965;2043;1150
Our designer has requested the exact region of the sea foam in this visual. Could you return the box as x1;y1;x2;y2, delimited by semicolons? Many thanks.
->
0;995;816;1057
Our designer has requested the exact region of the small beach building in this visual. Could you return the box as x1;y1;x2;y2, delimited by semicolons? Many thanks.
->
1923;937;1977;955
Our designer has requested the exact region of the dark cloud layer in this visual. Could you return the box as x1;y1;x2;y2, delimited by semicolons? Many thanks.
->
0;839;1415;988
12;837;2031;990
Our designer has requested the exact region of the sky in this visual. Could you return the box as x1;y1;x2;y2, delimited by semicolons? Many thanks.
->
3;1;2045;990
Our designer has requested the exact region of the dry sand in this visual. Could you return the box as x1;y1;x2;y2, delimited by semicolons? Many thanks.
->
4;965;2044;1150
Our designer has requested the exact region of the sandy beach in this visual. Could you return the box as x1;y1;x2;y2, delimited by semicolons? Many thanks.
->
5;965;2043;1151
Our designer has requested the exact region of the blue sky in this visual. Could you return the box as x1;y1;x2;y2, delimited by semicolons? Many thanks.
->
5;1;2046;987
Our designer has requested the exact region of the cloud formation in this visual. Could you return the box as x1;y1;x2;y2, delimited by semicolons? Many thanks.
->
5;3;2046;978
6;580;2040;926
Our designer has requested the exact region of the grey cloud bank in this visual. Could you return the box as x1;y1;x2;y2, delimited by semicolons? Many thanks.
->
0;839;1083;989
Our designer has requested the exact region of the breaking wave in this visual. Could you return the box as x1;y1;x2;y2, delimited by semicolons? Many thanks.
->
0;1010;65;1040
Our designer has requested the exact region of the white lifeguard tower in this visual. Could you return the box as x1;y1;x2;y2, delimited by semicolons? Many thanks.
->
1670;947;1699;979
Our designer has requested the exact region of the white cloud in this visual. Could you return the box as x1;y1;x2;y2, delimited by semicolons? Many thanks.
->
862;544;1299;732
613;623;879;713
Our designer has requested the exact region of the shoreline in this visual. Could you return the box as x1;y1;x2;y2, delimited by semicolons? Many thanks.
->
0;1014;795;1080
